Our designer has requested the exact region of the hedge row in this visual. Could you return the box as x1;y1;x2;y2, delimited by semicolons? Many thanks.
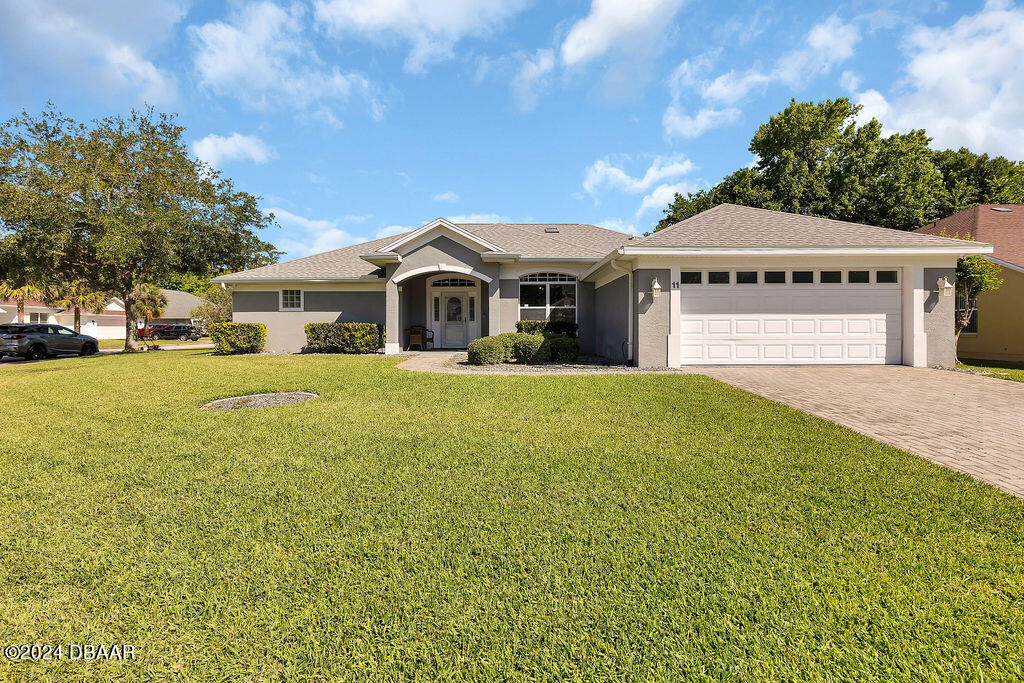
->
467;332;579;365
515;320;578;337
209;322;267;355
304;322;384;353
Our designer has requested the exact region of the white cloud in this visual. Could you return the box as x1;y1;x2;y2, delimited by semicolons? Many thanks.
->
267;207;370;257
561;0;688;66
853;0;1024;158
702;15;861;106
193;133;276;167
510;49;555;111
314;0;529;74
662;15;861;138
375;224;410;239
0;0;183;103
561;0;689;97
839;69;861;93
636;181;696;217
598;217;638;235
447;213;511;223
583;155;695;195
191;2;378;122
662;106;740;139
432;191;460;203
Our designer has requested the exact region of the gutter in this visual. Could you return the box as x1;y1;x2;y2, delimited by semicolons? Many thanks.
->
608;257;633;365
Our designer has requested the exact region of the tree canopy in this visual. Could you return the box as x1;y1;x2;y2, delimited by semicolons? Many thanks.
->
656;98;1024;232
0;106;281;349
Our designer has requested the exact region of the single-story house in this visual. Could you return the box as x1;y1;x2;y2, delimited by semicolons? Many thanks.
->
153;288;209;326
212;204;990;368
0;297;128;339
915;204;1024;363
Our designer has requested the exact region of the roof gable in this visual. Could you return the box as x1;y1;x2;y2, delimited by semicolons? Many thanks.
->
381;218;504;255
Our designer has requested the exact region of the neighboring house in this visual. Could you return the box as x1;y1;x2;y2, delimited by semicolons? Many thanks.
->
916;204;1024;363
0;297;128;339
152;289;209;326
212;204;989;367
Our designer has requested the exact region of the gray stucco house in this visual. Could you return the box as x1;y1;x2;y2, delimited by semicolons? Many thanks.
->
212;204;990;368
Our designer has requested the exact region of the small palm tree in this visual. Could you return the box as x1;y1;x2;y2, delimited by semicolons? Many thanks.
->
132;284;169;350
48;282;112;333
0;282;46;323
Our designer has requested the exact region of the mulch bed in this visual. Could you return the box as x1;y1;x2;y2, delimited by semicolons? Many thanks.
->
201;391;319;410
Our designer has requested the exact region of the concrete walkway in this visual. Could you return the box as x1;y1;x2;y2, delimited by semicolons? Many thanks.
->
699;366;1024;498
396;351;458;372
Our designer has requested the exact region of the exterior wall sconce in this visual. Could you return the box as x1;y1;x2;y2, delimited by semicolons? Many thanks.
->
937;276;954;297
650;278;662;298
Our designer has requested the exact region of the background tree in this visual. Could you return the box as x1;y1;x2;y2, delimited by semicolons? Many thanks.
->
953;255;1003;358
0;281;44;322
656;98;1024;232
0;107;280;351
46;281;112;333
149;272;212;296
190;284;232;329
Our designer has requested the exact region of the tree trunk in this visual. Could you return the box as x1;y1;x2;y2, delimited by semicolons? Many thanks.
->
73;306;81;333
123;294;139;352
17;302;24;323
954;329;961;364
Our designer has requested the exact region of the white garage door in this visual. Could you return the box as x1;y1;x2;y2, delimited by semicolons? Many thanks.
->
679;269;901;365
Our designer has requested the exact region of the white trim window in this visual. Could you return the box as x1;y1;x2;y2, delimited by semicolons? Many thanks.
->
280;289;303;311
519;273;577;322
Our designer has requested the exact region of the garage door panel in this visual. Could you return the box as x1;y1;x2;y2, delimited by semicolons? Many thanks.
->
679;282;902;365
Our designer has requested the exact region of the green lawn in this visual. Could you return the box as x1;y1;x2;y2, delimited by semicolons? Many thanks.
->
959;359;1024;382
2;352;1022;680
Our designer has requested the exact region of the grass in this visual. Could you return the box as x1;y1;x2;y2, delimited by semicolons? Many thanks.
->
97;338;211;349
1;351;1022;680
959;359;1024;382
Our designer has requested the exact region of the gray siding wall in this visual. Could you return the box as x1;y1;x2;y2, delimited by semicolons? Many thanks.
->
594;275;629;363
499;279;519;333
633;268;671;368
924;267;956;368
232;289;385;354
576;281;595;354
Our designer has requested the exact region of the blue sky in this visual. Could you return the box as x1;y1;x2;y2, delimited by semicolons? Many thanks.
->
1;0;1021;259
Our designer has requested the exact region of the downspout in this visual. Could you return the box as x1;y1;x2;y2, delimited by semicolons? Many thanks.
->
608;257;633;365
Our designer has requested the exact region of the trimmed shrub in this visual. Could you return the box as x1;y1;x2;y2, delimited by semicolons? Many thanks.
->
209;322;267;355
494;332;521;362
515;319;578;338
304;322;383;353
467;336;506;365
512;333;551;364
547;333;580;363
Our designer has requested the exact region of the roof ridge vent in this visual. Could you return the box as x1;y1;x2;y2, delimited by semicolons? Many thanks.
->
544;226;559;233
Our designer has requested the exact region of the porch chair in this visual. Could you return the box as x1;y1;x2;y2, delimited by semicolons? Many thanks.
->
407;325;434;351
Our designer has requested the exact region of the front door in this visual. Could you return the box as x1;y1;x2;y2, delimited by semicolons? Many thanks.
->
443;294;467;347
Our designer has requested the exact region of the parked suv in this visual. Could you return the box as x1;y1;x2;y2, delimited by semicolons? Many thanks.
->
151;324;203;341
0;324;98;360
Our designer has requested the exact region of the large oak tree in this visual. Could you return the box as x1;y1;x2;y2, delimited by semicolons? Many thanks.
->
0;107;280;350
657;98;1024;232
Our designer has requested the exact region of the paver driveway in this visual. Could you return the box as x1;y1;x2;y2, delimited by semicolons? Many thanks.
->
699;366;1024;498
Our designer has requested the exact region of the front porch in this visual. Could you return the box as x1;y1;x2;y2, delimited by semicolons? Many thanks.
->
384;269;498;353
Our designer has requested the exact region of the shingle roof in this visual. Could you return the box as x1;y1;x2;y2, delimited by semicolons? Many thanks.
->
635;203;983;249
214;222;634;282
158;289;209;319
916;204;1024;266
